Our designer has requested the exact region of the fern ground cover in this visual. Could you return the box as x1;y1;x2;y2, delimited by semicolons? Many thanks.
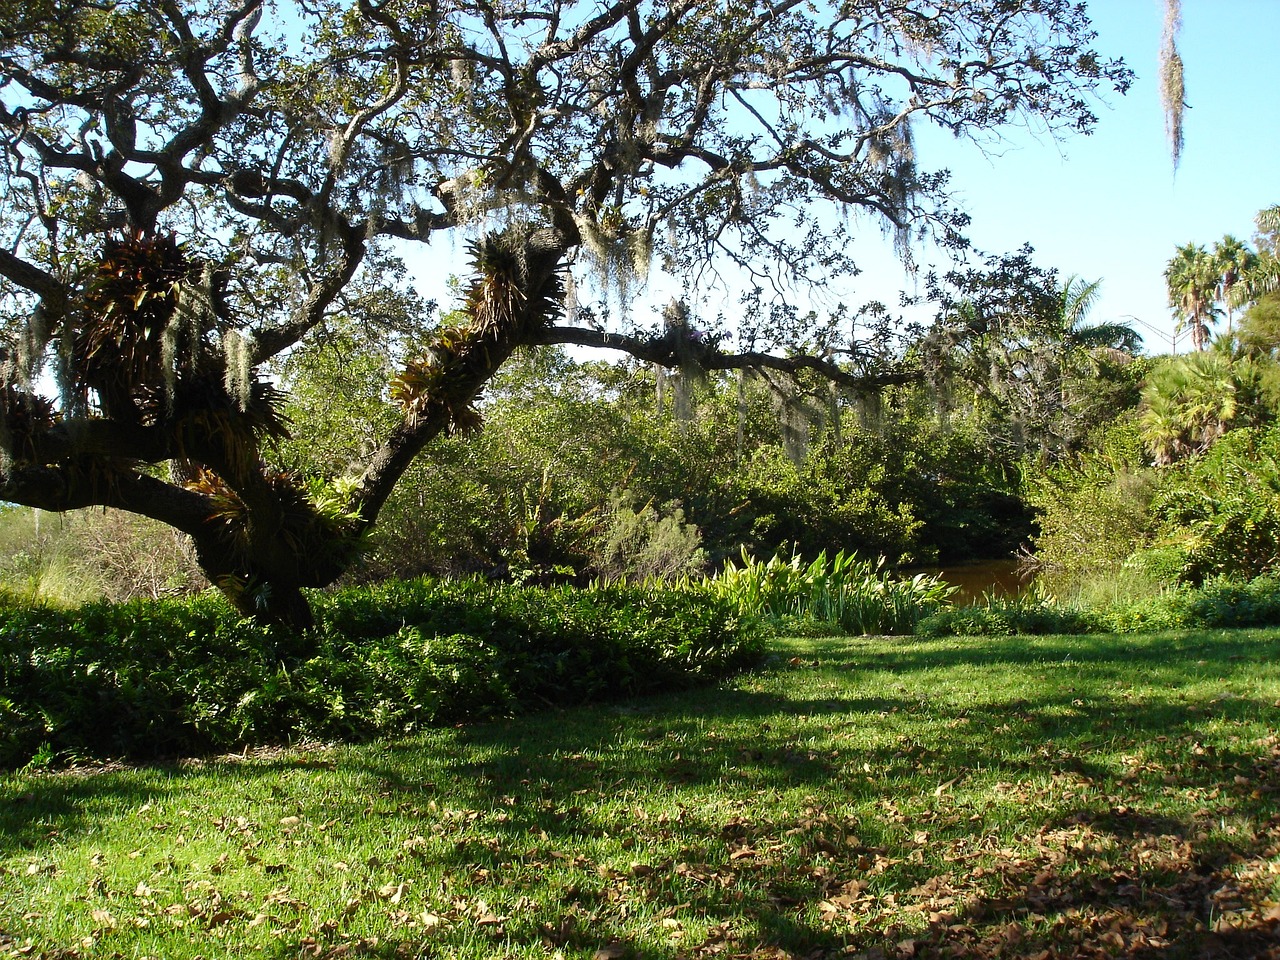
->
3;629;1279;959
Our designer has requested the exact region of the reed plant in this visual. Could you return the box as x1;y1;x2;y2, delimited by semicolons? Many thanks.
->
709;549;954;636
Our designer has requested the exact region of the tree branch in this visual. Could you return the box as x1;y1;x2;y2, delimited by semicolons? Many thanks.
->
0;464;212;538
527;325;918;392
0;247;68;305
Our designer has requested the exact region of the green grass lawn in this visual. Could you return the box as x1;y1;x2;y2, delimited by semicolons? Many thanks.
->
3;629;1279;959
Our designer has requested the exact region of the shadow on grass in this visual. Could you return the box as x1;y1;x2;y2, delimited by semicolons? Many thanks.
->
0;770;172;853
5;628;1280;958
314;634;1280;958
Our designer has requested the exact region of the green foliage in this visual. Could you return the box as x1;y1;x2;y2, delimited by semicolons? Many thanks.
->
915;572;1280;638
1237;292;1280;358
594;490;706;583
1094;577;1280;635
1139;351;1268;465
711;549;954;636
0;507;202;604
916;593;1103;638
1025;418;1162;578
1148;426;1280;582
1027;402;1280;593
0;580;764;769
306;353;1032;584
915;605;1014;638
717;444;928;567
920;251;1147;463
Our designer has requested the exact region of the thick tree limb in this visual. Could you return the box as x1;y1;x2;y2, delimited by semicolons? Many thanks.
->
0;465;212;538
0;248;67;305
32;417;174;464
527;325;919;392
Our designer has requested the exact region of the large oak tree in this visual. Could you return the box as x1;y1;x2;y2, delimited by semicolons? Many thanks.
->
0;0;1130;629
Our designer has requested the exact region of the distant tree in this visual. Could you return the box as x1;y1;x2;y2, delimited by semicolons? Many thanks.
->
1237;294;1280;359
922;254;1141;462
1244;205;1280;301
1258;206;1280;250
1212;235;1257;335
1221;208;1280;353
0;0;1132;630
1165;243;1220;351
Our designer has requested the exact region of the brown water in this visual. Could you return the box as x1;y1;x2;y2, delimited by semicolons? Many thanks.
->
906;559;1035;605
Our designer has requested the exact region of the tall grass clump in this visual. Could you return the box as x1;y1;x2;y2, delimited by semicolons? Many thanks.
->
710;549;954;636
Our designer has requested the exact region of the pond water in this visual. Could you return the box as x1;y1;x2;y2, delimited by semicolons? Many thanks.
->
905;558;1036;605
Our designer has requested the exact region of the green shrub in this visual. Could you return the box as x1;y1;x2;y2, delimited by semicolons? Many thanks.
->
1024;419;1161;579
915;597;1102;638
915;607;1013;638
1183;574;1280;628
0;579;765;769
593;490;706;583
1147;427;1280;583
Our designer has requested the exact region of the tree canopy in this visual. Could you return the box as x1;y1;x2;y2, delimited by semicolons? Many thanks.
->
0;0;1132;628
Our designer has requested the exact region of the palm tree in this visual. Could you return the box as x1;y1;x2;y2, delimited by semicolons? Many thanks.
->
1258;204;1280;243
1240;206;1280;304
1211;234;1257;335
1165;243;1220;350
997;276;1142;461
1058;275;1143;354
1139;351;1258;465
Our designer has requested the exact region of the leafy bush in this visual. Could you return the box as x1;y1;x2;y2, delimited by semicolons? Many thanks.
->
1096;578;1280;634
0;579;765;769
277;352;1031;585
1149;427;1280;583
592;490;706;583
1023;418;1161;580
915;606;1014;638
1029;424;1280;592
711;549;954;636
1179;574;1280;629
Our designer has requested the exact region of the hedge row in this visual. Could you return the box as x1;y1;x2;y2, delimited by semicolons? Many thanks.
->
0;578;767;769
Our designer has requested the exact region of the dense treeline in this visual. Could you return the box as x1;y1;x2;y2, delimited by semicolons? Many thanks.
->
0;250;1154;598
0;349;1042;597
3;211;1278;599
284;347;1040;583
7;207;1280;610
1031;204;1280;598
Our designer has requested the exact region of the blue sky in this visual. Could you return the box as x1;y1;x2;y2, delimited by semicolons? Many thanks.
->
848;0;1280;354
